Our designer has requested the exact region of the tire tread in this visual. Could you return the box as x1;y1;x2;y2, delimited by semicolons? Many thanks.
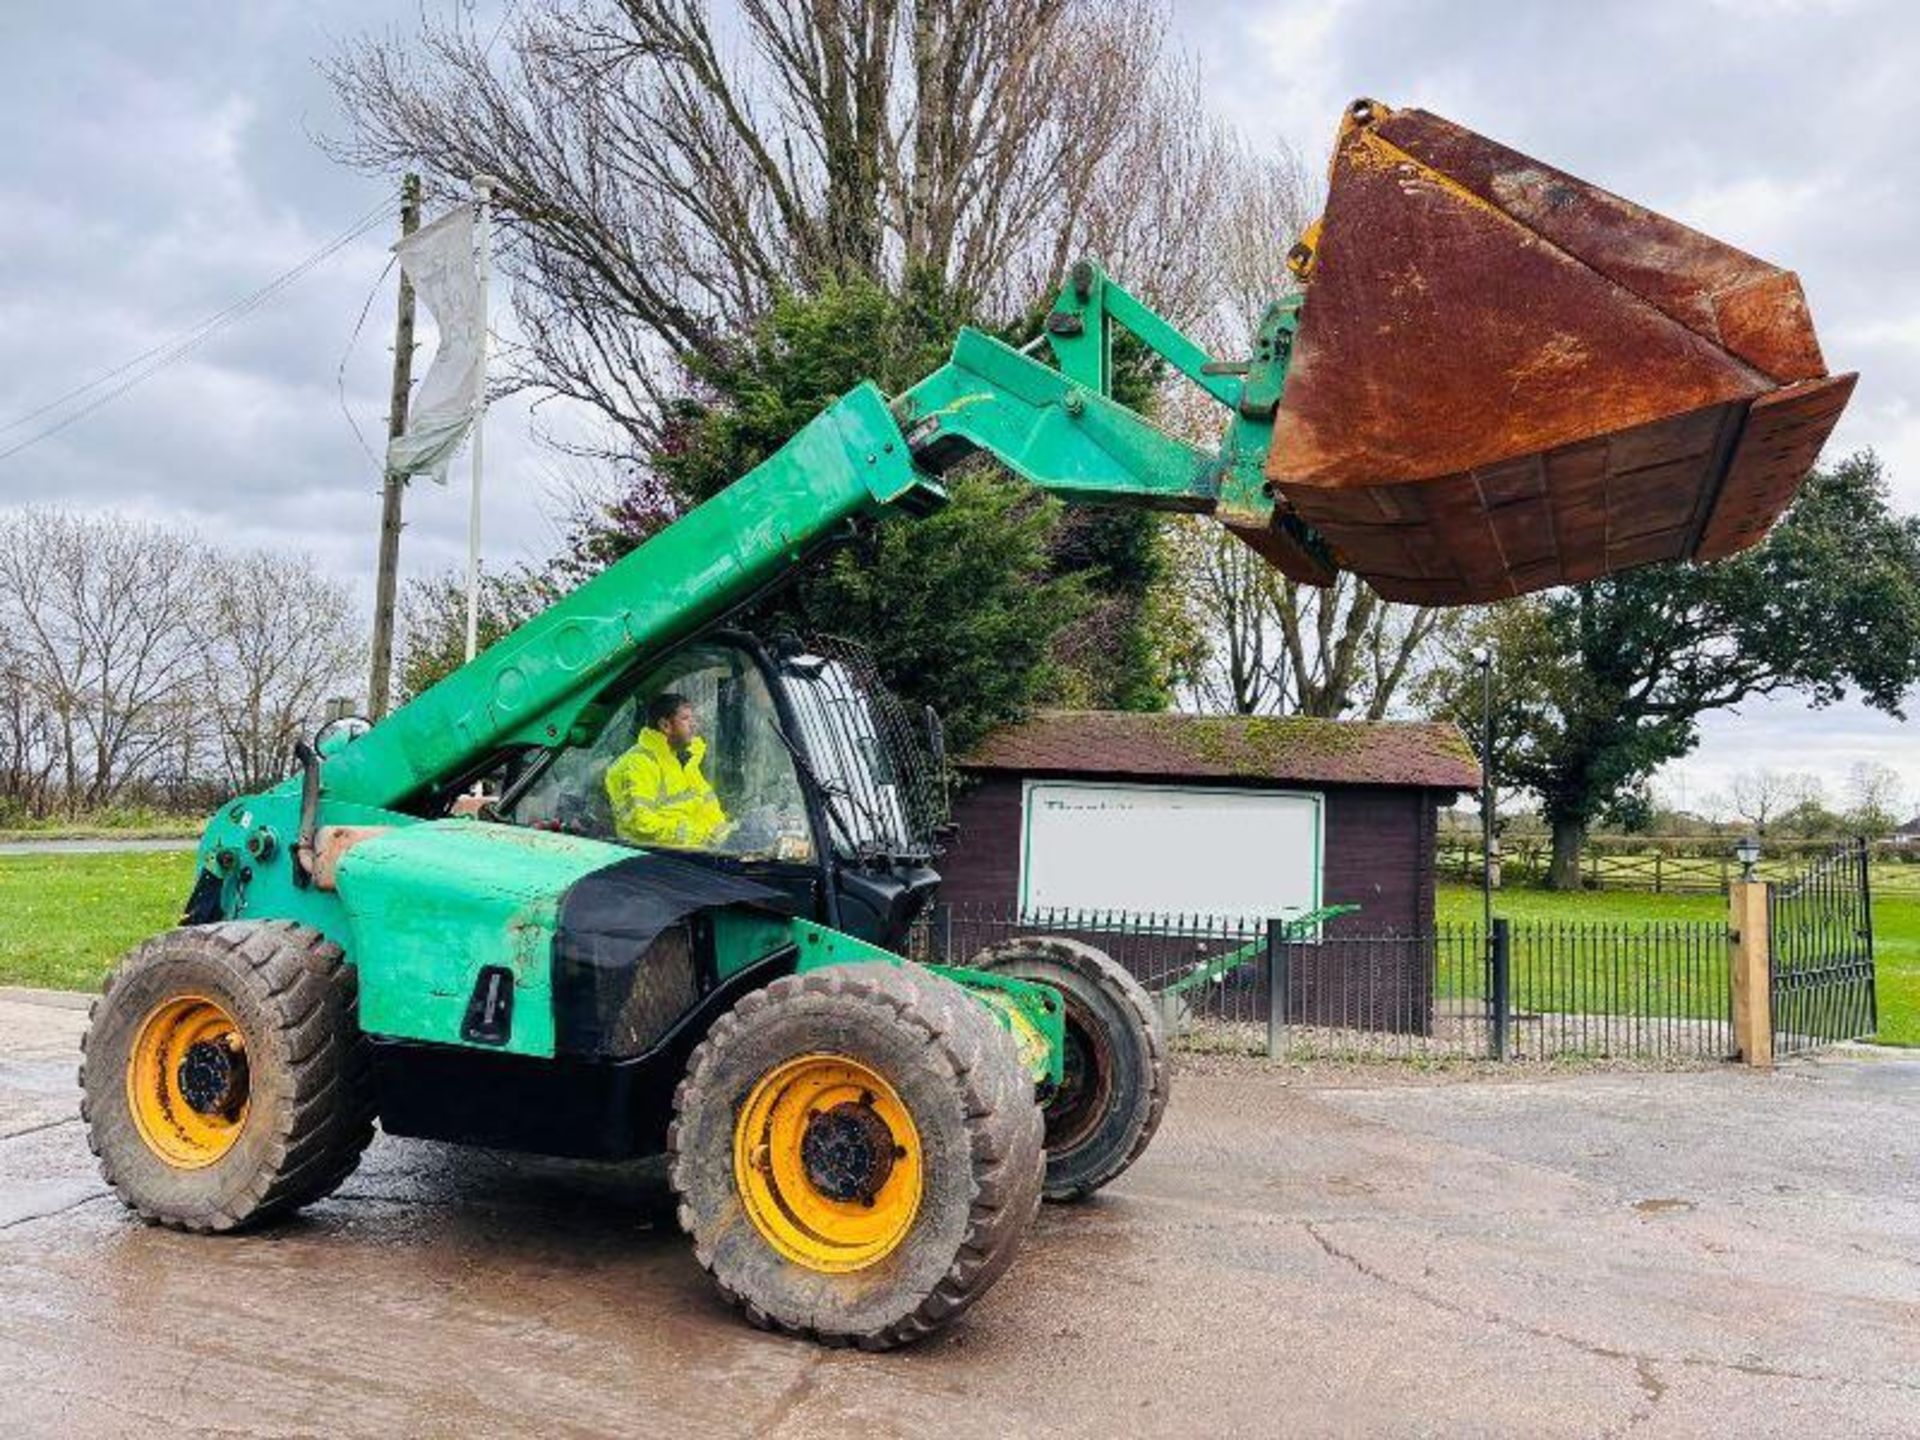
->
80;921;375;1233
668;962;1043;1350
972;935;1169;1201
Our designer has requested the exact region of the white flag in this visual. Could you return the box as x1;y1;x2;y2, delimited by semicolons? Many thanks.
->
386;204;483;484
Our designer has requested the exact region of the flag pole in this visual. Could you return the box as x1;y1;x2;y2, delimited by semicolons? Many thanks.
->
464;174;500;663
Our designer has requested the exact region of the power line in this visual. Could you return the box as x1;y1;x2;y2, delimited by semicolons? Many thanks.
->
0;196;397;438
337;254;400;472
0;197;399;465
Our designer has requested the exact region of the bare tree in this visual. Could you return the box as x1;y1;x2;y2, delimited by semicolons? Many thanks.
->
0;509;208;814
1726;768;1819;834
0;514;362;815
1167;518;1289;714
1168;518;1452;718
324;0;1240;460
1844;760;1905;837
0;630;62;817
199;551;363;794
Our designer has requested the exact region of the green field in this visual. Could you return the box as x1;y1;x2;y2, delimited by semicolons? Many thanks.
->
0;852;1912;1045
0;849;197;991
0;805;202;843
1431;888;1732;1025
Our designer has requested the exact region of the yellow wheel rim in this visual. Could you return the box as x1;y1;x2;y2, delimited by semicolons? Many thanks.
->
733;1054;922;1273
125;995;250;1169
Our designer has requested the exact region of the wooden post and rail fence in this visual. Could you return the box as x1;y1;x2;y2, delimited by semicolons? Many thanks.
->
1437;833;1920;896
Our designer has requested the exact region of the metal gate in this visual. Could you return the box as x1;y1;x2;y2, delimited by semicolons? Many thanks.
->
1769;838;1877;1054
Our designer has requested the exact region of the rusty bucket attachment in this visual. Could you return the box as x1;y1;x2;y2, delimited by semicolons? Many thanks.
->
1262;99;1854;605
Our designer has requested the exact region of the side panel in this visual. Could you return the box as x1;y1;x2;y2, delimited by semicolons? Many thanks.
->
335;821;633;1057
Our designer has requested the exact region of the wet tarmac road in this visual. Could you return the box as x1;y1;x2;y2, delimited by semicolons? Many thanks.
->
2;989;1916;1437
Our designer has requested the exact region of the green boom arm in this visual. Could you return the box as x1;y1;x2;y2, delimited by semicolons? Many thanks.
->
322;264;1303;811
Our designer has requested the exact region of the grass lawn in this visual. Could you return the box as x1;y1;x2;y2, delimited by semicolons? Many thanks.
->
1433;885;1729;1021
0;854;1911;1047
0;850;197;991
0;806;203;843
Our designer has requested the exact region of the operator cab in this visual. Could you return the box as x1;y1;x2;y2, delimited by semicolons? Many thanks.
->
493;632;948;949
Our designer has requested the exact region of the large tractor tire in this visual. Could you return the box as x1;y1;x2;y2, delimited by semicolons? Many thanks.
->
970;936;1168;1202
670;963;1044;1350
80;921;375;1232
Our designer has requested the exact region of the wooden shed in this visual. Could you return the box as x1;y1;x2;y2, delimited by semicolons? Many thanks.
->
939;711;1481;936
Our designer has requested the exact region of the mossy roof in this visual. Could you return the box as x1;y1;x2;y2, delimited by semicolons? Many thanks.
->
962;710;1481;791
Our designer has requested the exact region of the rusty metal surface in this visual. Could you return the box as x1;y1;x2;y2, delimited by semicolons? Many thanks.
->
1697;374;1857;561
1263;101;1852;605
1222;519;1338;587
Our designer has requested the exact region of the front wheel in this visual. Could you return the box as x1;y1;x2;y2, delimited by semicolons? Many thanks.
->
970;936;1168;1202
79;921;375;1232
669;963;1043;1349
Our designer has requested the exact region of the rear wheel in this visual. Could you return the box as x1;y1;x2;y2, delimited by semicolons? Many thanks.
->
670;963;1043;1349
970;936;1168;1201
80;922;375;1231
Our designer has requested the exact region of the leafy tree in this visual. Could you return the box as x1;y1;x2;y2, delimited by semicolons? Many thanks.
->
1600;782;1656;835
329;1;1314;738
1428;452;1920;888
559;273;1102;750
1777;794;1845;840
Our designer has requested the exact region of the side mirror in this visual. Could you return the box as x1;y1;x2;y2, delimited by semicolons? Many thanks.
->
314;714;373;758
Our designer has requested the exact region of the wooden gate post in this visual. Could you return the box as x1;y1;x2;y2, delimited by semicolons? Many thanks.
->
1728;879;1773;1067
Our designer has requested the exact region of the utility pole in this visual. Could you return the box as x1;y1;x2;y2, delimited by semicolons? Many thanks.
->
367;172;421;719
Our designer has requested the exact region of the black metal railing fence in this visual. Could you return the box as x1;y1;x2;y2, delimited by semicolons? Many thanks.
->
1770;838;1877;1055
908;902;1734;1064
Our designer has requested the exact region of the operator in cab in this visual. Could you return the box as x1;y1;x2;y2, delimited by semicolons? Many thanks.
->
605;692;730;849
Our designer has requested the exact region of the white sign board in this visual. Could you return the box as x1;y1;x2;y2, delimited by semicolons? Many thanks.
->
1019;781;1323;927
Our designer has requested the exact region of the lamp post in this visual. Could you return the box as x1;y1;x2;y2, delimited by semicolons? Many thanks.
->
1470;646;1495;938
1735;834;1761;882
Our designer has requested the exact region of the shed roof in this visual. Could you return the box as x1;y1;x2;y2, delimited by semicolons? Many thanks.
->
962;710;1482;791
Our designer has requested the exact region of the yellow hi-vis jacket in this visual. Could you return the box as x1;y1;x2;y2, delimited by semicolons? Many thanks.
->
604;728;729;849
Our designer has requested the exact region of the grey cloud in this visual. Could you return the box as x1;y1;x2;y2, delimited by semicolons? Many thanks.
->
0;1;566;613
0;0;1912;798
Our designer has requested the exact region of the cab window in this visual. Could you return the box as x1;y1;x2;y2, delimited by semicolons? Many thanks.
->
505;643;815;861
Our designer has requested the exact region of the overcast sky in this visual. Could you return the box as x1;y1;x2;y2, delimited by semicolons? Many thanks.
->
1;0;1914;816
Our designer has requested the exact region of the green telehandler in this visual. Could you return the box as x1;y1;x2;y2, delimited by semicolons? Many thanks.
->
82;101;1849;1348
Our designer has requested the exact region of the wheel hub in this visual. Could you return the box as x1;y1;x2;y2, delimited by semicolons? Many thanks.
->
800;1098;900;1204
176;1040;246;1117
125;995;250;1169
1042;999;1115;1154
733;1054;923;1273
